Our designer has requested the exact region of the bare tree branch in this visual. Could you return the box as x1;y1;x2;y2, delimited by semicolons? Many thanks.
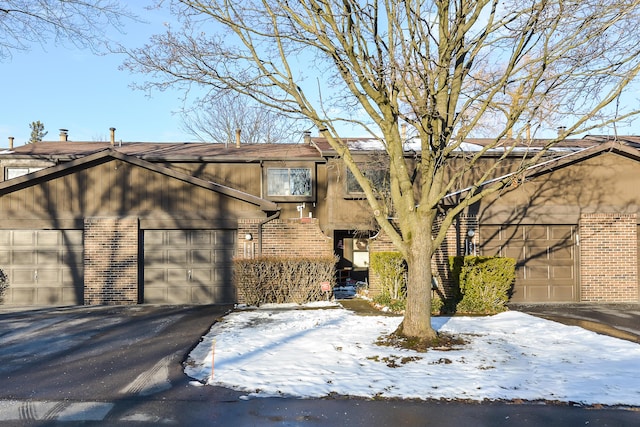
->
0;0;136;61
123;0;640;339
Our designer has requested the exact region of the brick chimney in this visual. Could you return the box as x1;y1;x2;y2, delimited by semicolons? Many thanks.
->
110;127;116;146
303;131;312;145
235;129;241;148
59;129;68;141
8;136;14;149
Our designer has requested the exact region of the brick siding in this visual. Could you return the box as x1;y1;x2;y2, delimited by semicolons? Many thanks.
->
237;218;333;258
579;213;638;302
433;215;478;302
84;217;139;305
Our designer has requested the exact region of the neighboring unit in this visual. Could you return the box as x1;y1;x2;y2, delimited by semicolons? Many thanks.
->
0;131;638;306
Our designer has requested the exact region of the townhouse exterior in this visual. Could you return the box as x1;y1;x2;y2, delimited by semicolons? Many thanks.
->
0;130;638;306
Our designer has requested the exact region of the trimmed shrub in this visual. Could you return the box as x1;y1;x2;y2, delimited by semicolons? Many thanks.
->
370;252;406;300
0;269;7;304
370;252;443;315
449;256;516;314
234;256;337;306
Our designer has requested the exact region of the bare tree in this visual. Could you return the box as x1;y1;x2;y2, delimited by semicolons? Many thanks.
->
0;0;134;61
124;0;640;341
181;91;302;144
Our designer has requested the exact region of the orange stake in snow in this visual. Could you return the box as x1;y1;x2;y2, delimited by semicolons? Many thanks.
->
211;339;216;381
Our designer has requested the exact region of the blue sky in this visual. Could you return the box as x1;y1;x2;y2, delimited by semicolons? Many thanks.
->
2;3;639;148
0;4;196;146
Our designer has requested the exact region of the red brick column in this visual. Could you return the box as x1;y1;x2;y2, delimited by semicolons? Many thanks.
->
84;217;139;305
579;213;638;302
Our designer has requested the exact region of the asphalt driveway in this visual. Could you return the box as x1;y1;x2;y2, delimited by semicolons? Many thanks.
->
509;303;640;344
0;303;639;426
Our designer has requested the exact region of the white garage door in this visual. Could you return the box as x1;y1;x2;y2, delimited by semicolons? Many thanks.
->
143;230;236;304
0;230;84;305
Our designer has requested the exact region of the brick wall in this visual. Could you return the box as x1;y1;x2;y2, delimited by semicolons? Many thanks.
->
579;213;638;302
84;217;139;305
237;218;333;258
433;215;478;302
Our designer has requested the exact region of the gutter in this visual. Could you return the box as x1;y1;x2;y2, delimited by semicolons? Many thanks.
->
258;210;281;255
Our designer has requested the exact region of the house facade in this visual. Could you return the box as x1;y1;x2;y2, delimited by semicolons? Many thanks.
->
0;131;638;306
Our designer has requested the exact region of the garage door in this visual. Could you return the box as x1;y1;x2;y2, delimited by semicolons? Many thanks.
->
143;230;236;304
0;230;84;305
480;225;577;302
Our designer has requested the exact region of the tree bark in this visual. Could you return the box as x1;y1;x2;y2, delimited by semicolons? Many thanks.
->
397;222;437;340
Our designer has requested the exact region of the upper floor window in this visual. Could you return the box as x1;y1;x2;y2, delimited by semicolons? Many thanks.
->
346;166;389;196
266;167;313;199
5;167;43;180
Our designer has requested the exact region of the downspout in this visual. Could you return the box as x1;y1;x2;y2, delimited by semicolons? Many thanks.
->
258;210;281;256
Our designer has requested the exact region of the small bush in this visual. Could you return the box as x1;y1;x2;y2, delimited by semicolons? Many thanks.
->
372;293;406;313
234;256;337;306
449;256;516;314
370;252;406;300
370;252;443;315
0;269;7;304
431;293;444;315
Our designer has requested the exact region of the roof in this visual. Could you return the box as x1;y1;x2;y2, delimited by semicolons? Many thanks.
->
1;141;324;162
311;136;605;155
1;135;635;163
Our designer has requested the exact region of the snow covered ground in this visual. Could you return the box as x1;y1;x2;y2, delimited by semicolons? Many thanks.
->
184;302;640;406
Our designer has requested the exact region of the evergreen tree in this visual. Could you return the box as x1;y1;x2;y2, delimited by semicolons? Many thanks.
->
29;121;48;143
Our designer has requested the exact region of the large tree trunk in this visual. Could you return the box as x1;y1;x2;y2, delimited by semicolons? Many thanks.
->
396;226;437;340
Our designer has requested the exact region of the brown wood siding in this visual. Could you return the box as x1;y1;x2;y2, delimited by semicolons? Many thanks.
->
0;160;263;225
165;162;262;196
479;153;640;225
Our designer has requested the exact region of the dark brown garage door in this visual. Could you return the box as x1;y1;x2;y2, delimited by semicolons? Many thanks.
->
143;230;236;304
0;230;84;305
480;225;577;302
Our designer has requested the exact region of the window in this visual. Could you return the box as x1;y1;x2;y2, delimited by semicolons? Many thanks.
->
267;167;312;197
5;167;43;180
346;166;389;195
